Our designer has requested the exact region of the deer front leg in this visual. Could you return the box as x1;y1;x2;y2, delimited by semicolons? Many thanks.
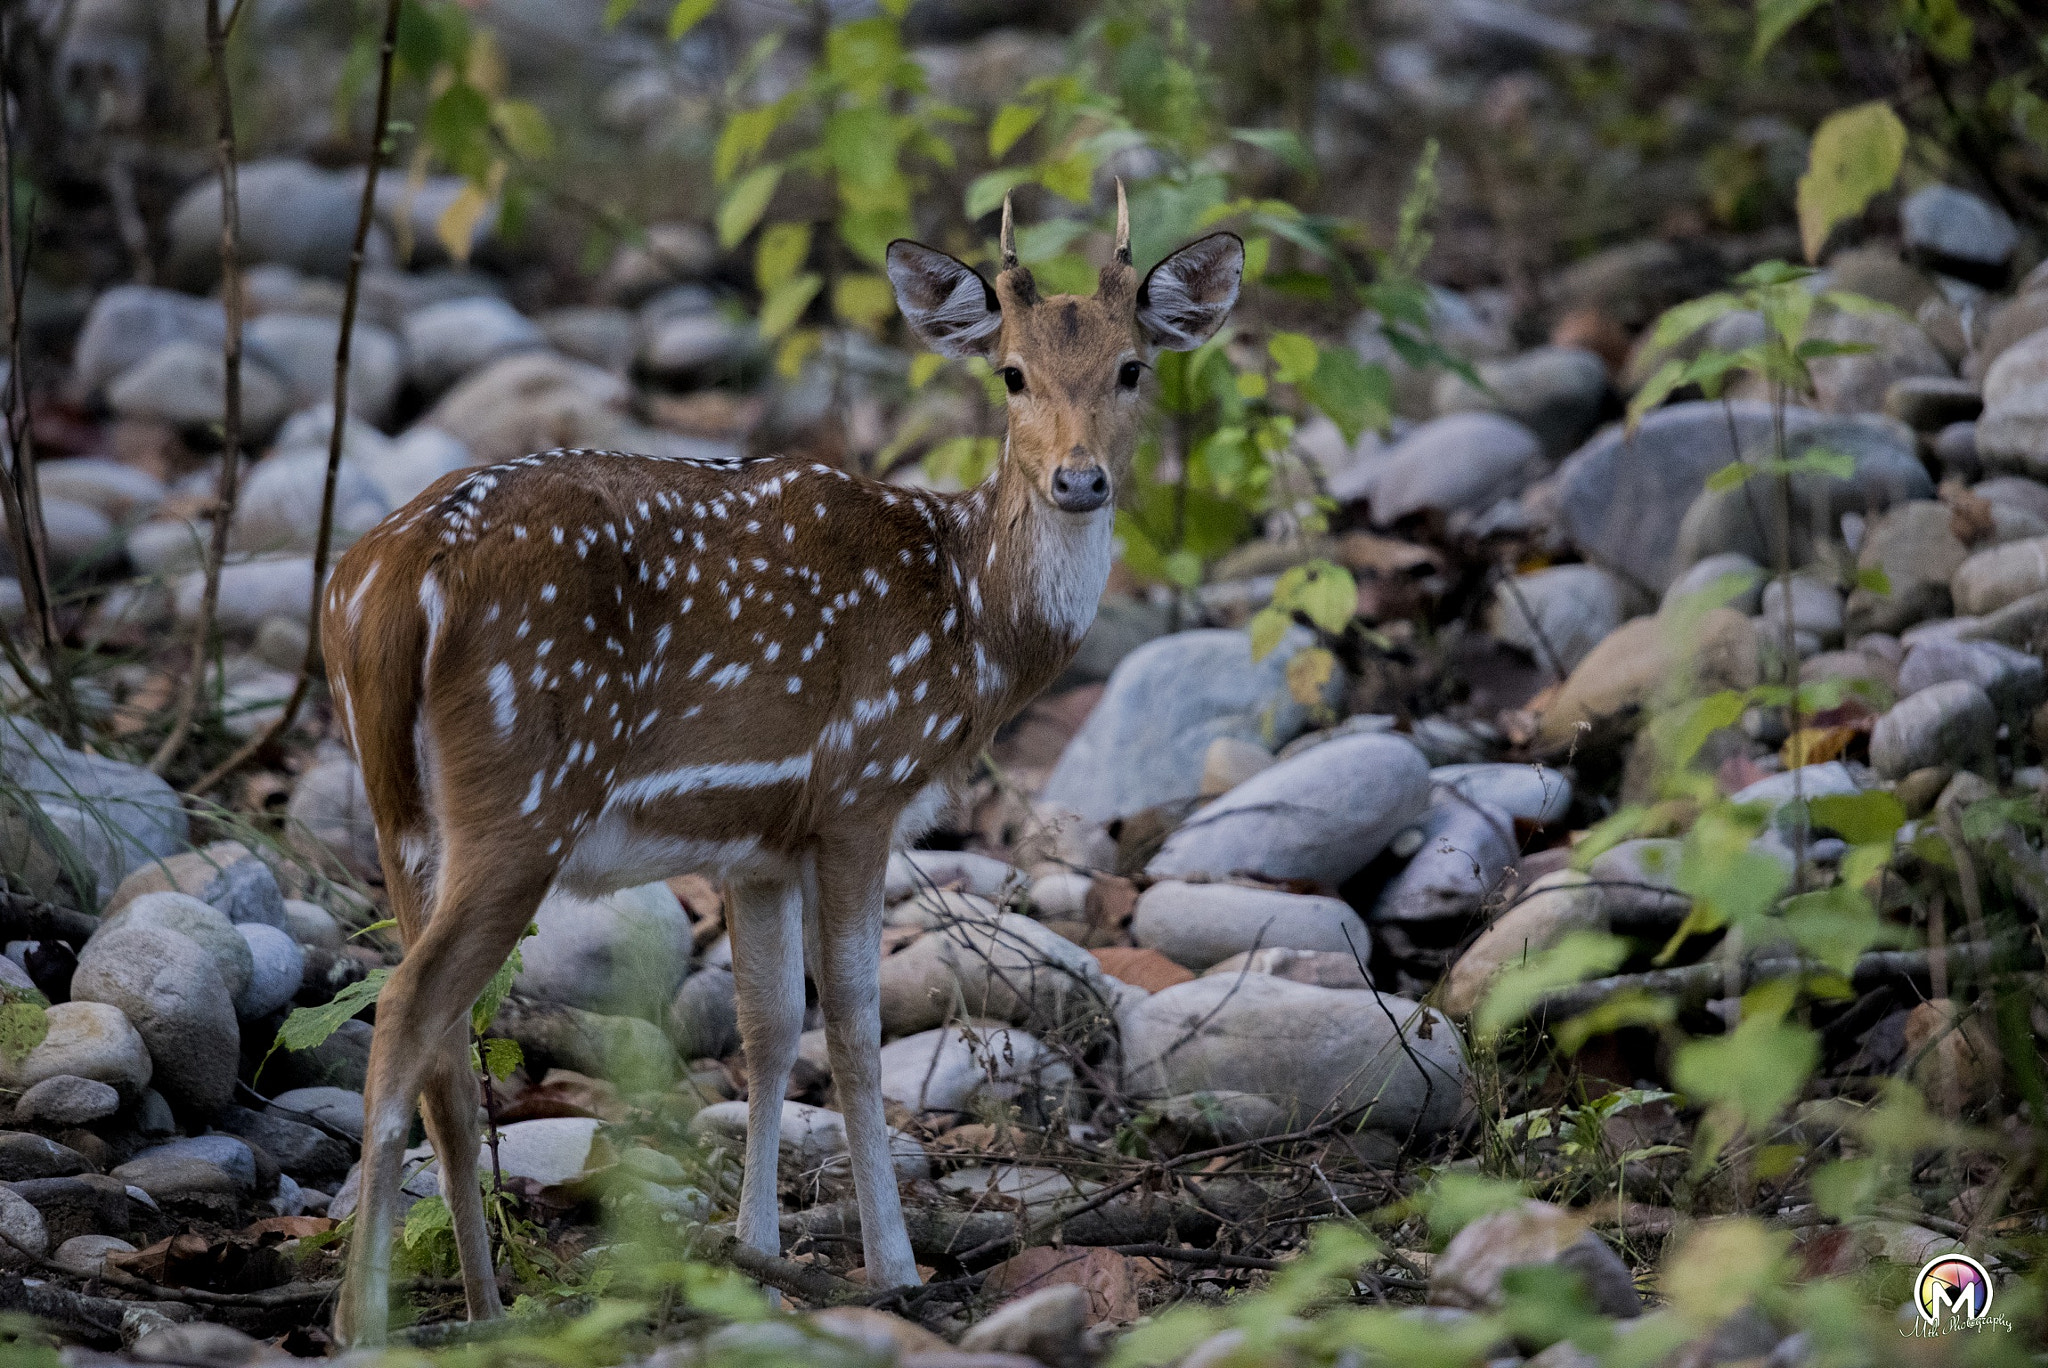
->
812;831;921;1288
729;876;806;1264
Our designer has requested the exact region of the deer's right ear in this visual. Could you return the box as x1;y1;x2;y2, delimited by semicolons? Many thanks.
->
887;241;1003;358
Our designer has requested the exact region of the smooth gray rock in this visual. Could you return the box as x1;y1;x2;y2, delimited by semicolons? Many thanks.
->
666;966;738;1060
0;1131;91;1181
1728;761;1864;812
1146;733;1431;885
235;922;303;1020
281;900;344;950
1661;552;1765;615
0;715;188;888
1203;947;1373;989
1584;839;1690;924
167;159;369;287
35;458;167;524
102;892;252;1003
0;1002;151;1096
517;882;692;1020
638;291;755;381
1847;501;1969;635
884;849;1023;903
213;1104;351;1184
1870;680;1997;779
402;296;548;395
71;285;225;401
174;555;317;632
1488;564;1629;673
0;1185;48;1263
539;305;638;374
72;925;239;1114
360;424;475;509
424;350;635;468
266;1086;365;1142
1430;762;1574;825
245;312;402;425
1434;346;1609;457
1119;975;1468;1143
876;1025;1071;1117
1373;797;1516;922
1952;533;2048;616
1372;412;1547;525
13;1074;120;1126
112;1134;256;1199
1898;637;2046;719
1978;383;2048;480
287;757;381;882
1041;628;1335;823
1132;881;1370;970
201;857;286;929
1800;307;1951;416
1903;185;2018;279
52;1233;134;1276
878;913;1122;1039
107;339;291;435
1760;573;1845;643
232;447;389;555
1559;402;1929;592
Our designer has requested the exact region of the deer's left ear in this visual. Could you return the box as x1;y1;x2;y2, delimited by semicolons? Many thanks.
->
887;240;1003;358
1137;232;1243;350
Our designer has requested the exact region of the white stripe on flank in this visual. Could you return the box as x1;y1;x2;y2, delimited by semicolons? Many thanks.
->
487;662;517;737
605;753;814;809
419;571;446;671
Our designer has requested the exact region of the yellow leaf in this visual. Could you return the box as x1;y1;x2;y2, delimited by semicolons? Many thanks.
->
1286;646;1336;706
1796;102;1905;262
1247;606;1289;662
465;27;506;98
908;353;945;390
435;163;502;265
775;328;823;380
754;221;812;294
832;273;895;334
1780;725;1854;768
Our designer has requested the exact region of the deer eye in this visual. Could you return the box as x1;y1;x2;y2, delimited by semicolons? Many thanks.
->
1118;360;1143;389
1000;366;1026;394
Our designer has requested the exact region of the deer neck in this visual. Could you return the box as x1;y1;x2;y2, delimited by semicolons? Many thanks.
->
952;435;1114;705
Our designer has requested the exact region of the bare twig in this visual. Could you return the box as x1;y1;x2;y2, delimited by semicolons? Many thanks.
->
0;17;77;743
190;0;405;798
153;0;249;775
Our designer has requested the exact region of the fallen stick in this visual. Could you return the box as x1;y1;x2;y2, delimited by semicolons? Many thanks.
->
685;1225;867;1306
1526;942;2011;1022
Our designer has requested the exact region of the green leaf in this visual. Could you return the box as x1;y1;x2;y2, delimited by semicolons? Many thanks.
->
1672;1013;1818;1132
1705;461;1755;494
1655;689;1748;770
277;968;390;1054
1248;606;1290;662
989;103;1042;159
1267;332;1320;386
1273;560;1358;635
479;1036;524;1081
471;932;529;1037
1796;102;1906;262
491;100;553;161
425;83;493;180
668;0;716;41
1808;790;1905;846
825;105;899;191
1230;126;1314;173
1649;291;1744;351
1626;358;1689;431
908;353;945;390
1855;565;1891;596
1037;151;1095;204
1299;347;1391;445
753;221;811;293
832;273;895;333
1424;1172;1529;1239
1780;885;1886;976
1105;1308;1225;1368
0;992;48;1065
1810;1156;1881;1220
717;164;782;249
603;0;638;28
1474;931;1630;1040
1902;0;1972;63
1751;0;1828;63
965;166;1035;222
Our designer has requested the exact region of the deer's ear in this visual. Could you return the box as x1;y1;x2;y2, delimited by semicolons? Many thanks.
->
887;241;1003;358
1137;233;1243;350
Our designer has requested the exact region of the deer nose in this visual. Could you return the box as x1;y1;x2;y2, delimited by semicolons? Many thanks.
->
1050;463;1109;512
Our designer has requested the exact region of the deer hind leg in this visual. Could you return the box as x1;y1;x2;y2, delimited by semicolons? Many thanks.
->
812;832;921;1288
335;848;552;1347
729;874;805;1267
417;1028;503;1322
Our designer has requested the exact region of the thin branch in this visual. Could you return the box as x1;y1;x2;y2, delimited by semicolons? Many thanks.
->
190;0;405;798
153;0;248;775
0;16;77;743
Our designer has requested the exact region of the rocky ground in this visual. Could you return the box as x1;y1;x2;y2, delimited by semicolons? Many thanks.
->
0;1;2045;1364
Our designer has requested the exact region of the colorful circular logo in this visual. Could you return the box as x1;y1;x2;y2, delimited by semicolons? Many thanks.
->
1915;1254;1994;1324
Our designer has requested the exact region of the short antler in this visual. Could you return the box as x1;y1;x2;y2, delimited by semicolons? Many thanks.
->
1114;178;1130;265
1000;193;1018;271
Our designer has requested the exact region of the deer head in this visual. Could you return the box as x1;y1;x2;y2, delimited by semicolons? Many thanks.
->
885;185;1243;514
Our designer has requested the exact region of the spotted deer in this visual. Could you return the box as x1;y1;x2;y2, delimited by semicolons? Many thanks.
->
321;189;1242;1343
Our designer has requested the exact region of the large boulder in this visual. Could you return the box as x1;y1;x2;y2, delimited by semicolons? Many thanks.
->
70;285;224;401
1373;797;1517;923
878;913;1122;1039
101;892;253;1003
1371;413;1548;525
0;716;188;900
1951;534;2048;616
1869;680;1997;779
1119;975;1468;1146
1145;733;1431;885
244;313;403;425
877;1024;1072;1118
0;1002;151;1097
230;448;389;555
71;925;239;1114
402;296;549;396
167;159;370;288
516;882;693;1020
1557;402;1929;592
1041;629;1337;823
107;340;291;436
1132;882;1369;971
1902;185;2018;283
1535;609;1760;749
